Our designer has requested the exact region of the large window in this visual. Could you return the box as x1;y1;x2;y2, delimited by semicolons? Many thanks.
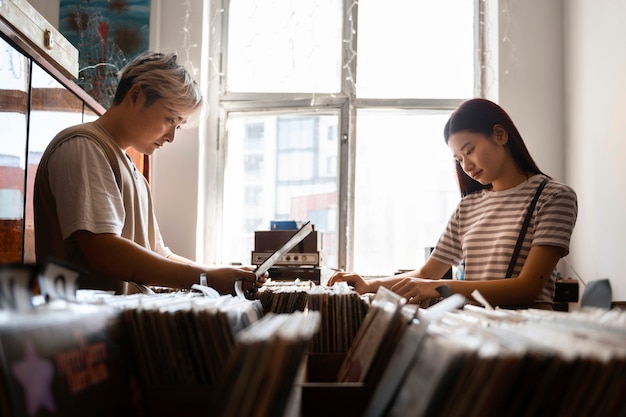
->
206;0;481;278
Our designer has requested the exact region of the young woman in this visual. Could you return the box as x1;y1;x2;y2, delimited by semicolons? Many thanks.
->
328;98;578;309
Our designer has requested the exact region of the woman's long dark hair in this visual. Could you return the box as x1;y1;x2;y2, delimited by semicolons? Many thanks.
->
444;98;546;197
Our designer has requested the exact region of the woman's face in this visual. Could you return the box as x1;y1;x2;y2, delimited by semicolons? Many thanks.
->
447;130;508;186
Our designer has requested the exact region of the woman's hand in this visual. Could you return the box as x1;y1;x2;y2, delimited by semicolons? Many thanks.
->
390;277;445;304
326;271;372;294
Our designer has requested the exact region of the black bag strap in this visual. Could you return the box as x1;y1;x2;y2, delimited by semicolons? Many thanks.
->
505;178;549;278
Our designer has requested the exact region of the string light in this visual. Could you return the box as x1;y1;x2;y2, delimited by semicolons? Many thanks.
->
501;0;517;77
182;0;200;79
207;8;225;85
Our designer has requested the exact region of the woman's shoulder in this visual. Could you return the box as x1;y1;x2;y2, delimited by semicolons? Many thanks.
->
540;175;577;199
534;176;578;219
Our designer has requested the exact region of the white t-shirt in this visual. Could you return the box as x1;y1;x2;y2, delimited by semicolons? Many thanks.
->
34;122;171;292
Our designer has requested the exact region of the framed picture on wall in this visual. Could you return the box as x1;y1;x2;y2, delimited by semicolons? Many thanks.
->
59;0;150;109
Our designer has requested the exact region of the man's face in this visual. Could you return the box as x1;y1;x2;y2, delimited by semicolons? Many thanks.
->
129;95;185;155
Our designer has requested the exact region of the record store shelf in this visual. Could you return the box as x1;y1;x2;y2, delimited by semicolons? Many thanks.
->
1;280;625;417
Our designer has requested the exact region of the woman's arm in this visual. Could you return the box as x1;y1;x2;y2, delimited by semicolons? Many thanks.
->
327;256;452;294
392;245;563;306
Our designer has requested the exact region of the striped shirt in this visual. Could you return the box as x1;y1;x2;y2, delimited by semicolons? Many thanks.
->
430;174;578;303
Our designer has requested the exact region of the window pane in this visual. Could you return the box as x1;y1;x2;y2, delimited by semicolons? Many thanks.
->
356;0;475;99
354;110;461;276
0;38;29;263
227;0;343;93
222;112;339;269
25;64;85;263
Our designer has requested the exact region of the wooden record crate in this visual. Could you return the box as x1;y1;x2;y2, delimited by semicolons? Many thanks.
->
141;384;215;417
298;353;374;417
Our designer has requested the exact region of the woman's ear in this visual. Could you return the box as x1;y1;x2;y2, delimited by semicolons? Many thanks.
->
493;124;508;145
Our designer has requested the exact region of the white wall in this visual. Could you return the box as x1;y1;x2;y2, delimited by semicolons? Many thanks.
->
565;0;626;302
494;0;565;181
148;0;208;262
29;0;626;302
489;0;626;302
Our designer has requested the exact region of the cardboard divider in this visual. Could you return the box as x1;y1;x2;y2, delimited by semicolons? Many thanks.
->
141;384;215;417
299;353;374;417
131;353;375;417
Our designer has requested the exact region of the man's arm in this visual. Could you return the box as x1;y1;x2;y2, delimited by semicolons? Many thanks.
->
74;231;259;294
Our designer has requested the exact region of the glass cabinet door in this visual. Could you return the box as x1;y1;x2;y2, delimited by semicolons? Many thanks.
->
22;63;85;263
1;21;143;265
0;37;29;263
1;34;92;264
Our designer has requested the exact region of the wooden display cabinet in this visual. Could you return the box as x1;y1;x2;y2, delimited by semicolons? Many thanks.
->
0;0;149;264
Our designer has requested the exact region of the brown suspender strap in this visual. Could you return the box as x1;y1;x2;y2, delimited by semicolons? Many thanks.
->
505;178;549;278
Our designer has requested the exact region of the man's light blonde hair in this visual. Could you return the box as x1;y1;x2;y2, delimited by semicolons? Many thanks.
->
113;51;202;119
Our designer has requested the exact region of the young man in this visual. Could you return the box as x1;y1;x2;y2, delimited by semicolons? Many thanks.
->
34;51;263;295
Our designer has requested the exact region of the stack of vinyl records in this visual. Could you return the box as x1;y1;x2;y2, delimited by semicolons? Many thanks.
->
337;286;411;384
256;281;369;353
0;301;137;417
255;279;313;314
365;305;626;417
76;291;269;416
212;311;321;417
101;292;264;386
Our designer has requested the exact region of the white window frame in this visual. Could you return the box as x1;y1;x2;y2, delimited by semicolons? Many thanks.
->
201;0;485;270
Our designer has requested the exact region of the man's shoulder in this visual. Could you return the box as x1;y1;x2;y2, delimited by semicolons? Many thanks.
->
43;122;121;171
49;122;117;155
53;122;102;141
